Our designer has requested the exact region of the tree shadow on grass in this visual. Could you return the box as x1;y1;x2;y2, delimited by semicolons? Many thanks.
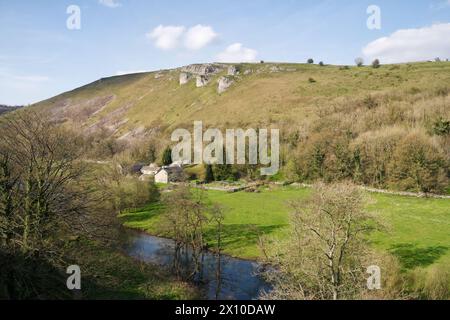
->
204;224;287;254
389;243;448;270
119;203;165;223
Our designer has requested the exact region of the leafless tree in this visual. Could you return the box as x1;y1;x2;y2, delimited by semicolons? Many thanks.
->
262;182;379;300
161;185;208;280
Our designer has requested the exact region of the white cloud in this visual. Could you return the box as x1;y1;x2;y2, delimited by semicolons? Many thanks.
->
184;25;218;50
147;25;186;50
362;23;450;64
216;43;258;63
99;0;121;8
147;24;218;51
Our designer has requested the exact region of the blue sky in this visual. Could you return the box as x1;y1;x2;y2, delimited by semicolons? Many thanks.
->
1;0;449;105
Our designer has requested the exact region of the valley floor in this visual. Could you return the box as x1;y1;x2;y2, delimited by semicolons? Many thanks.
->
120;185;450;272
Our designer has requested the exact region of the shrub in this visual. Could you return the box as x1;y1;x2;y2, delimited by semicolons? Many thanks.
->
363;95;379;110
307;58;314;64
387;131;448;193
355;57;364;67
432;117;450;136
319;61;324;66
372;59;381;68
351;127;406;187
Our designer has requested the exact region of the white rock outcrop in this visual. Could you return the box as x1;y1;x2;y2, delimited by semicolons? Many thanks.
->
179;63;224;86
217;76;234;94
196;75;210;87
181;63;223;76
179;72;192;85
228;65;238;76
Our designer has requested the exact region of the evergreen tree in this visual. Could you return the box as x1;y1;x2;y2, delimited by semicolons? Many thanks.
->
162;147;172;166
205;164;215;183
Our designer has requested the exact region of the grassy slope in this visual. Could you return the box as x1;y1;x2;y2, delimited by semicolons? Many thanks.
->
120;186;450;271
34;62;450;137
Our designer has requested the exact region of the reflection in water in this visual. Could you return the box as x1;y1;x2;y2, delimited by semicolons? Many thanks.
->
122;229;271;300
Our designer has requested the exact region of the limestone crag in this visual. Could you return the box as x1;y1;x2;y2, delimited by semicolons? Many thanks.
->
181;63;223;75
179;72;192;85
228;65;238;76
179;63;224;86
196;75;211;87
217;76;234;94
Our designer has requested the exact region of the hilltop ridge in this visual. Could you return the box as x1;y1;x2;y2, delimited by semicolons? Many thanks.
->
32;61;450;143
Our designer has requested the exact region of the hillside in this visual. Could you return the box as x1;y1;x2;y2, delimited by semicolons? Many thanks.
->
0;105;22;115
34;62;450;137
32;61;450;193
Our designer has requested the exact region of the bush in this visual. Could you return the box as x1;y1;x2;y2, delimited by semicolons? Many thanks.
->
363;95;379;110
307;58;314;64
319;61;324;66
387;131;448;193
355;57;364;67
432;118;450;136
372;59;381;68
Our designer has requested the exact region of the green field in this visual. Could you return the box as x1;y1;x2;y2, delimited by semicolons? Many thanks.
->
120;186;450;271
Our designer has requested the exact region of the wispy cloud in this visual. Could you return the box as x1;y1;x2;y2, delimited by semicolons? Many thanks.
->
431;0;450;9
99;0;122;8
216;43;258;63
147;24;218;51
362;23;450;63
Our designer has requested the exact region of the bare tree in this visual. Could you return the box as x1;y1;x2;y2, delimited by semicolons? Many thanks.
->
160;185;208;279
262;182;379;300
0;110;101;298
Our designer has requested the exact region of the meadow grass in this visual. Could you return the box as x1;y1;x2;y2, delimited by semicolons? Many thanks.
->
121;186;450;272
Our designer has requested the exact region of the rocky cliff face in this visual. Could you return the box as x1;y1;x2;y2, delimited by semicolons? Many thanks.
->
181;63;223;75
196;75;211;87
217;76;234;94
179;63;225;86
228;65;238;76
179;72;192;85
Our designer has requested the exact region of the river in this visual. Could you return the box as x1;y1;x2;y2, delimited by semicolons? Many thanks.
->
121;229;272;300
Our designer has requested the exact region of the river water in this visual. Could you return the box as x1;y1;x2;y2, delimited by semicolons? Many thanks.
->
122;229;271;300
